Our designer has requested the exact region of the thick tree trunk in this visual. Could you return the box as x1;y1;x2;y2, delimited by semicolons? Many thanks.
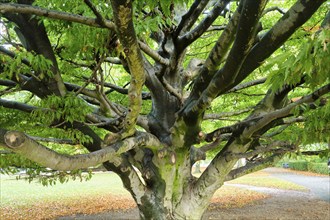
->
137;192;209;220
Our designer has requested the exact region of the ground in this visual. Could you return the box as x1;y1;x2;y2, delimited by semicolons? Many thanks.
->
58;168;330;220
1;168;329;220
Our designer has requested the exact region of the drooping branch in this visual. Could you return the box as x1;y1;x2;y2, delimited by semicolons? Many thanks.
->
226;141;296;161
243;83;330;137
0;3;115;30
1;130;163;171
225;152;285;181
0;45;31;66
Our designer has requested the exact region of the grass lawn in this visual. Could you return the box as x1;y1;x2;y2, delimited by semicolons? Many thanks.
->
0;172;130;207
228;171;308;191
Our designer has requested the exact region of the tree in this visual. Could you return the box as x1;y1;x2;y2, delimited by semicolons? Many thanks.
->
0;0;329;219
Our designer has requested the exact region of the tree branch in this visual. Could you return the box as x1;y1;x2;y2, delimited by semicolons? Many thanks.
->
226;141;296;161
176;0;231;52
262;6;286;16
233;0;325;89
0;3;115;29
174;0;210;37
0;45;31;66
204;108;252;120
225;152;285;181
138;41;170;65
227;78;266;93
243;83;330;137
182;1;267;123
110;0;146;138
1;130;163;171
83;0;106;26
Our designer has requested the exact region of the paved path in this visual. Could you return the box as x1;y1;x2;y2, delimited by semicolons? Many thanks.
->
264;168;330;202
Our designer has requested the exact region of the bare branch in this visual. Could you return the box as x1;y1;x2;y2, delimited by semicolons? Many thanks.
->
243;83;330;137
104;57;122;65
83;0;106;26
0;3;115;29
138;41;170;65
175;0;210;37
227;141;296;160
27;135;77;145
204;108;252;120
227;78;266;93
177;0;230;52
262;6;286;16
225;152;285;181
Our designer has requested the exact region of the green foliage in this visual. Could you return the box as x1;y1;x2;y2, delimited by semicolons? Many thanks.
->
302;100;330;143
265;29;330;91
32;93;92;124
288;161;308;171
2;51;53;79
307;162;329;175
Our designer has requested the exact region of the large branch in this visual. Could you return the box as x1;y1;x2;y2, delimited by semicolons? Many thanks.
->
110;0;146;138
185;7;241;103
182;1;267;123
0;130;163;171
232;0;326;89
0;3;115;30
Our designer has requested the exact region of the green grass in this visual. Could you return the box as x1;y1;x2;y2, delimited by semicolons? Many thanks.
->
0;172;130;207
228;172;307;191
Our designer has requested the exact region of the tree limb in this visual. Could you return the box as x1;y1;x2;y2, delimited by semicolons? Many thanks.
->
243;83;330;137
138;41;170;65
110;0;146;137
175;0;210;37
204;108;252;120
225;152;285;181
0;3;115;29
233;0;325;89
0;130;163;171
176;0;231;52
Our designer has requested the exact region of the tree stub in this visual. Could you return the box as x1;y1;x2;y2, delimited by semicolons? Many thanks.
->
4;131;26;149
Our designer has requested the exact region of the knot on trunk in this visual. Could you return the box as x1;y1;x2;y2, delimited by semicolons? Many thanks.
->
4;131;26;149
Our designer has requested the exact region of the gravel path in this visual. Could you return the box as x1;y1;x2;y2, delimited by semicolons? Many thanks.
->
265;167;330;202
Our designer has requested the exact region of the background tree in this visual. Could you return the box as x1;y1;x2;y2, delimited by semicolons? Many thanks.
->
0;0;329;219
